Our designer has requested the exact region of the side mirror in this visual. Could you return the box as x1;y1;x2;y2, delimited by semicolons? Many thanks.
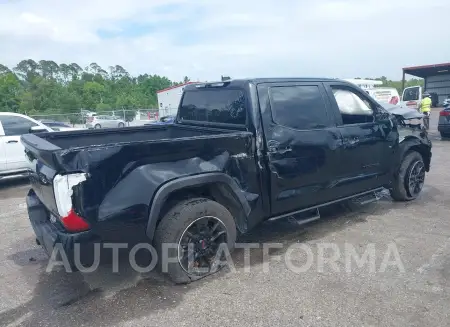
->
29;126;48;133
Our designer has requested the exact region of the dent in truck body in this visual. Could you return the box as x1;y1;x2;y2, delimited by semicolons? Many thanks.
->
396;126;432;172
21;79;433;269
49;132;260;241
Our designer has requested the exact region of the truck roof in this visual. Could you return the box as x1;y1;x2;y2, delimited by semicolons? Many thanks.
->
183;77;346;91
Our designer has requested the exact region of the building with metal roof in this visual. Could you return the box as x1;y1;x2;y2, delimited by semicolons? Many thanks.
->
156;82;200;118
402;62;450;105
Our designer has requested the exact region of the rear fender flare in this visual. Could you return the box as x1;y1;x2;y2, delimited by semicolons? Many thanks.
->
146;173;251;240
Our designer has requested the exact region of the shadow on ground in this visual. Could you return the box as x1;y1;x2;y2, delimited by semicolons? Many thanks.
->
0;176;30;199
0;192;434;327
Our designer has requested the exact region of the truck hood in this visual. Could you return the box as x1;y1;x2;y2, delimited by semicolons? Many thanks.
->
379;102;424;120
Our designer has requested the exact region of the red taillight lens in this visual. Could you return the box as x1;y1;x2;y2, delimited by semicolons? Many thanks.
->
61;209;90;232
389;96;399;105
440;110;450;116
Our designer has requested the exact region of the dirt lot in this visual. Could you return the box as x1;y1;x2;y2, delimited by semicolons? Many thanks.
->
0;109;449;327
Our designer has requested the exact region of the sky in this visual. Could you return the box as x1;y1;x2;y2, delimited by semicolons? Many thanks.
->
0;0;449;82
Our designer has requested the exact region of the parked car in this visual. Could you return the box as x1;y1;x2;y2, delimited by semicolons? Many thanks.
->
85;115;125;129
438;104;450;138
145;115;175;126
22;78;432;283
39;120;84;132
0;112;52;178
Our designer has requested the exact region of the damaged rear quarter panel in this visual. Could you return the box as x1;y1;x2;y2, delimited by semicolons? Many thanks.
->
58;131;260;239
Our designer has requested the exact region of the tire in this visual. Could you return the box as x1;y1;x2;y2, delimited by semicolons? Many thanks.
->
94;124;101;129
440;132;450;139
154;198;237;284
390;151;426;201
118;122;125;128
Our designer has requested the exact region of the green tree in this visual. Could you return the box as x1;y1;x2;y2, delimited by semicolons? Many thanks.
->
96;103;112;110
19;91;34;113
14;59;40;84
0;73;21;112
0;64;11;75
82;81;105;109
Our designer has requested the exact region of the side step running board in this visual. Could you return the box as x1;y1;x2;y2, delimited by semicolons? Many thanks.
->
267;187;384;225
269;207;321;225
288;208;321;226
351;190;384;206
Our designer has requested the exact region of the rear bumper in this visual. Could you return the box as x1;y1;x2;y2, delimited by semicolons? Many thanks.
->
438;124;450;133
26;189;100;268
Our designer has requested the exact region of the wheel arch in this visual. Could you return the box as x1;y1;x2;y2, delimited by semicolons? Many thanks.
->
399;136;431;171
146;173;251;241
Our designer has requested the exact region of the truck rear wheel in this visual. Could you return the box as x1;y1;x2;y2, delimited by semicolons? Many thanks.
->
154;198;237;284
390;151;426;201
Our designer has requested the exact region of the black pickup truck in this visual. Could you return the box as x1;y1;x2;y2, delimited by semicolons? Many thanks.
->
22;78;432;283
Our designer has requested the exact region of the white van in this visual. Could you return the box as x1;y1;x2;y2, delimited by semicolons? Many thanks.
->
366;87;400;105
400;86;422;110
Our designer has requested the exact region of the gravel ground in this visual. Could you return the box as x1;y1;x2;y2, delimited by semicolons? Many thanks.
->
0;108;449;327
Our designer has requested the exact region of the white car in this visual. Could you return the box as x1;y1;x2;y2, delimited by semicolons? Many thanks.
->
85;115;126;129
0;112;53;178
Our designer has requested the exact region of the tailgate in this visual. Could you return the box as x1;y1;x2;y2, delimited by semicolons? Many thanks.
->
21;133;62;215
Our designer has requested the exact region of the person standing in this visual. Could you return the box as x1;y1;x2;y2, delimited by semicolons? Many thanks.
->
420;92;432;130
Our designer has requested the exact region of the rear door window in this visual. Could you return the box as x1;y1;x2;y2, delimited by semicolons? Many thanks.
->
179;89;246;125
269;85;330;130
402;87;420;101
0;115;37;136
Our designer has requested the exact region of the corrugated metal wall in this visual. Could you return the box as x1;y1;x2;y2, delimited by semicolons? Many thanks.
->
157;86;185;117
425;74;450;105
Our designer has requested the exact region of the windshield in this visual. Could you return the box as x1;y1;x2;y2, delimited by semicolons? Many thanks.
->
178;89;246;125
402;87;420;101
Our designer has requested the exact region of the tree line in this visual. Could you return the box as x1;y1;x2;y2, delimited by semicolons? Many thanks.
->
0;59;192;121
0;59;424;119
353;76;424;92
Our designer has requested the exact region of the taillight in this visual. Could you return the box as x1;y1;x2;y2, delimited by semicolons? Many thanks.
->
61;209;90;232
389;96;399;105
440;110;450;116
53;173;90;232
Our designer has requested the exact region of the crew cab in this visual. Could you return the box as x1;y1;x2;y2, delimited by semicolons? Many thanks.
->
22;78;432;283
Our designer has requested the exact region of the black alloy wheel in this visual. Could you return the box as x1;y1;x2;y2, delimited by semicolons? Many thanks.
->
406;160;425;197
178;216;228;276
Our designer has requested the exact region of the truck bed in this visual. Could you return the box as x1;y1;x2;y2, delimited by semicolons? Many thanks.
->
32;124;236;149
21;124;248;171
21;123;253;218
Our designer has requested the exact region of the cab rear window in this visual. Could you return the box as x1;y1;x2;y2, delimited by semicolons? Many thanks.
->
178;89;246;125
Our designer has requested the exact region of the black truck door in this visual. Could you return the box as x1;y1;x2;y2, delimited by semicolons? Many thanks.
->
323;81;398;196
257;82;342;216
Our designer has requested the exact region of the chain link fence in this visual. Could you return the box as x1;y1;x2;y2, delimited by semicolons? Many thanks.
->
29;109;160;128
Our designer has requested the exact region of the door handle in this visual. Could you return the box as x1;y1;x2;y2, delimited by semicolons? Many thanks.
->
267;141;292;154
6;140;18;144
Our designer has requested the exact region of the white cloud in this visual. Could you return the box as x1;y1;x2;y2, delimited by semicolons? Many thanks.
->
0;0;449;81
